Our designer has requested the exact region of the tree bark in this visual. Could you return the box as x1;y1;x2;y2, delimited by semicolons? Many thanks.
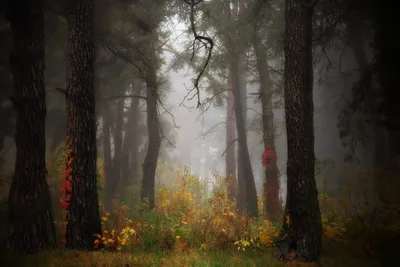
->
252;34;280;219
6;0;56;253
65;0;102;250
279;0;322;262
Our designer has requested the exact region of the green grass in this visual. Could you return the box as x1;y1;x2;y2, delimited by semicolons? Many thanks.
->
0;247;381;267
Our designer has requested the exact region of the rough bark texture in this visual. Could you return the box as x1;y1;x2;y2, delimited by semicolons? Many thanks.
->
6;0;56;253
65;0;102;250
279;0;322;262
252;35;280;219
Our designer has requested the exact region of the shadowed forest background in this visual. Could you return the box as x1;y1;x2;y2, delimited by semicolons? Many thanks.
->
0;0;399;266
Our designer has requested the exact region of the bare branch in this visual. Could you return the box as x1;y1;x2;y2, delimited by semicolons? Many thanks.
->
183;0;214;108
221;138;238;157
197;121;226;140
104;95;147;101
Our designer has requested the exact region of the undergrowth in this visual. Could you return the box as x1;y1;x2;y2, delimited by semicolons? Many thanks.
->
0;146;398;266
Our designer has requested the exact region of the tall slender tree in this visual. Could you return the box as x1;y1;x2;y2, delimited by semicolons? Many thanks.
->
65;0;102;249
279;0;322;262
6;0;56;253
141;41;161;210
225;83;237;200
136;0;164;211
252;33;280;219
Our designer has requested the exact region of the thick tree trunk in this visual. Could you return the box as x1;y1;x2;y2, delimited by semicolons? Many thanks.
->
6;0;56;253
65;0;102;250
252;35;280;219
102;103;113;212
229;49;258;217
279;0;322;262
226;73;237;201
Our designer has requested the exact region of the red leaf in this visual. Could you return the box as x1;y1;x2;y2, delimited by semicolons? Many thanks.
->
261;144;276;167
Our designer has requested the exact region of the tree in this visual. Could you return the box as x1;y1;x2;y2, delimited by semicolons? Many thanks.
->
252;33;280;219
225;83;237;200
194;0;258;216
133;0;165;211
65;0;102;249
141;35;161;210
120;81;141;189
279;0;322;262
6;0;56;253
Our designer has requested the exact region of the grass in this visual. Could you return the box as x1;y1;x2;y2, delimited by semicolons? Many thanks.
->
0;247;382;267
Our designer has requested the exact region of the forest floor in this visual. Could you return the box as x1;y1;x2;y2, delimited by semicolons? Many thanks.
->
0;247;382;267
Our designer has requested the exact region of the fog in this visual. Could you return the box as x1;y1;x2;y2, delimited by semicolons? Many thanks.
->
0;0;376;206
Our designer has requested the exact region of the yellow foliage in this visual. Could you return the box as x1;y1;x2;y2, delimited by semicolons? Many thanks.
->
257;220;280;246
90;171;280;252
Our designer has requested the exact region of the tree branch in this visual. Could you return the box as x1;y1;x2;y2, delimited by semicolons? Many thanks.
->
183;0;214;108
104;95;147;101
221;138;238;157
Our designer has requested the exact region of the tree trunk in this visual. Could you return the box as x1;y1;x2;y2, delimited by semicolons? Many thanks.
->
112;97;124;195
229;49;258;217
141;67;160;210
6;0;56;253
121;83;140;189
226;73;237;201
102;102;113;213
65;0;102;250
237;53;248;205
130;104;140;185
252;34;280;219
279;0;322;262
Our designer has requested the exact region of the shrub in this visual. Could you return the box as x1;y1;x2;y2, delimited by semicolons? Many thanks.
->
93;172;281;252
